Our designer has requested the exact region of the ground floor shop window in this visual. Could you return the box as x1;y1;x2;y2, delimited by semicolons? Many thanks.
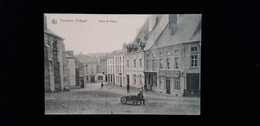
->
98;76;103;80
174;79;180;90
159;77;164;89
133;74;136;85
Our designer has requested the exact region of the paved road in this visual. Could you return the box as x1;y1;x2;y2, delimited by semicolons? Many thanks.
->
45;83;200;115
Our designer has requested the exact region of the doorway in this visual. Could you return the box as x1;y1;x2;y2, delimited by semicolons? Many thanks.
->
90;75;95;83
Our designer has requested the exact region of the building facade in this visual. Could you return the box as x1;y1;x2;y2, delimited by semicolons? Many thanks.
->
44;15;70;92
107;57;115;84
75;58;86;88
96;59;107;83
85;62;97;83
144;14;201;96
124;17;149;89
113;50;127;87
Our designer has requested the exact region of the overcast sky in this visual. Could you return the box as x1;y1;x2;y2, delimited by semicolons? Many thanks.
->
45;14;149;55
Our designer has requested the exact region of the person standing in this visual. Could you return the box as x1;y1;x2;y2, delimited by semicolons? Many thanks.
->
127;84;130;93
101;82;104;89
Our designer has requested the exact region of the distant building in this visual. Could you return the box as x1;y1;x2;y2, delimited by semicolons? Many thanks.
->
113;49;127;87
44;15;69;92
75;58;86;88
107;57;114;84
96;58;107;83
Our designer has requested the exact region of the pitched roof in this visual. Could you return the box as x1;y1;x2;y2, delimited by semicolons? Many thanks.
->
148;14;202;50
144;15;169;51
44;28;64;40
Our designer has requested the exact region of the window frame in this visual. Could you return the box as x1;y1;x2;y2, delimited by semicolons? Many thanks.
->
190;55;198;68
174;79;181;91
174;57;180;69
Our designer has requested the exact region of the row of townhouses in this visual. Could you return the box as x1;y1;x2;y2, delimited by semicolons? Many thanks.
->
44;15;86;92
107;14;201;97
76;54;107;83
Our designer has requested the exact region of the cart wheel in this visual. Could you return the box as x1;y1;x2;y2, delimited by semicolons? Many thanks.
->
133;100;137;105
121;97;127;104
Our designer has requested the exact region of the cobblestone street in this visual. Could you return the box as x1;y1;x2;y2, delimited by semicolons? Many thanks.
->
45;83;200;115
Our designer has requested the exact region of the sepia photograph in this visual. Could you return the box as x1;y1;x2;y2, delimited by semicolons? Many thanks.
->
44;14;201;115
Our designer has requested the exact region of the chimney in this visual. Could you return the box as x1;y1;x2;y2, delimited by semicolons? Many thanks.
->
169;14;177;35
66;50;74;56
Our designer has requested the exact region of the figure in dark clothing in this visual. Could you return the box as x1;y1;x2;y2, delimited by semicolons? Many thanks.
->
101;83;104;89
137;90;145;106
144;84;148;91
127;84;130;93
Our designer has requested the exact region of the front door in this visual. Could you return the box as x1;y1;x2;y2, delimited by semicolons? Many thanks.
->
186;73;200;96
166;79;170;94
81;80;84;88
90;75;95;83
187;73;199;90
127;75;129;87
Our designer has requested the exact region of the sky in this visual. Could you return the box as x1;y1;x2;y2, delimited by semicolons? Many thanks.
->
45;14;149;55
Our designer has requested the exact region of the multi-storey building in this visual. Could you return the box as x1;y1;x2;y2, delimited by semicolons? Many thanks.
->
124;18;149;89
113;49;127;87
75;58;86;88
144;14;201;96
44;15;70;92
66;51;76;87
96;58;107;83
107;57;114;84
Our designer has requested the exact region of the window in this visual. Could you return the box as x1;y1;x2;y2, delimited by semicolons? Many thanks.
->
159;52;162;57
146;53;149;58
191;55;198;67
152;53;156;58
139;59;142;67
191;46;198;52
91;68;94;74
175;79;180;90
139;75;143;85
127;60;129;68
134;59;136;68
166;58;170;69
133;74;136;85
152;59;156;71
86;76;88;80
175;49;180;54
159;59;163;69
123;66;124;74
166;51;170;56
175;57;179;69
146;60;149;70
159;77;164;88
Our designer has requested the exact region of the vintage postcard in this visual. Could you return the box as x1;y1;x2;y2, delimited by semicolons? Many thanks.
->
44;14;201;115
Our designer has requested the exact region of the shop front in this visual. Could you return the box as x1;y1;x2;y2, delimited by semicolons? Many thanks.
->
144;72;157;91
158;70;181;95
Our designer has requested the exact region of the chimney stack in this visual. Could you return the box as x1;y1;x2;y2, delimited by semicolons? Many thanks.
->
169;14;177;35
66;50;74;56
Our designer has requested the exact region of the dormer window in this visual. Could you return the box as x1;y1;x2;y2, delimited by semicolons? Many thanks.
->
144;35;148;41
136;38;140;43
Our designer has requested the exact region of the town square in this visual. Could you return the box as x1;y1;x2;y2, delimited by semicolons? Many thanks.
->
44;14;201;115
